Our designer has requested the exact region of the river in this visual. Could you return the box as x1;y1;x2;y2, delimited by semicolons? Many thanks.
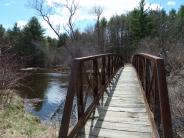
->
18;70;71;123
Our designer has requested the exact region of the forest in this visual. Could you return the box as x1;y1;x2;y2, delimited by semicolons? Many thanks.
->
0;0;184;137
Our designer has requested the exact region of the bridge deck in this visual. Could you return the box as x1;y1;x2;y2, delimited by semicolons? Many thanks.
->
77;65;154;138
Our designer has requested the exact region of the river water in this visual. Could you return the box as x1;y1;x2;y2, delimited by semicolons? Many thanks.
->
18;70;70;122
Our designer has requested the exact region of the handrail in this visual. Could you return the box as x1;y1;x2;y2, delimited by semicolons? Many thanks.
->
59;53;124;138
132;53;172;138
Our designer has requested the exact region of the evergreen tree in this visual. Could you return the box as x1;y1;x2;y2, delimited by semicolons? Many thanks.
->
128;0;153;45
177;5;184;39
22;16;45;66
7;23;22;54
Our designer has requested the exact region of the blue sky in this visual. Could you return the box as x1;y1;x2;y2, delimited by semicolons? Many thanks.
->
0;0;183;38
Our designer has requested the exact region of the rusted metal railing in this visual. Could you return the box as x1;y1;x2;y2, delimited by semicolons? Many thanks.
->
59;53;124;138
132;53;172;138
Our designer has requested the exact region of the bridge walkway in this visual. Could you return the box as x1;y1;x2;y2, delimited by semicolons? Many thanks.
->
77;65;154;138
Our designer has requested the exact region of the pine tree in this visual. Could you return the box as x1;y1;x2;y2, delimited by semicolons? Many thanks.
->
128;0;153;45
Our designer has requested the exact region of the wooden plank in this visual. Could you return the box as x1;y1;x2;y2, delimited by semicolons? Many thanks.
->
99;103;145;108
96;106;147;113
77;134;105;138
87;118;150;125
78;127;152;138
92;110;149;120
83;119;152;133
101;99;144;105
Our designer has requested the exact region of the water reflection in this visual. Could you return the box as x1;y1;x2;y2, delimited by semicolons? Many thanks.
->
18;71;68;121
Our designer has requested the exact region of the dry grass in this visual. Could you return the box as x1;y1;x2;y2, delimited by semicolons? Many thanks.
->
0;93;59;138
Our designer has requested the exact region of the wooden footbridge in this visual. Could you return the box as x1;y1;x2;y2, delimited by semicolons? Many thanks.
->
58;53;173;138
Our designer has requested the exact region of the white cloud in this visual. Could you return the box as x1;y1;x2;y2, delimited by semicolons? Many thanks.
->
17;20;27;29
17;19;58;38
3;1;16;6
41;20;58;38
36;0;163;38
167;1;176;6
42;0;141;37
45;0;140;21
77;0;140;20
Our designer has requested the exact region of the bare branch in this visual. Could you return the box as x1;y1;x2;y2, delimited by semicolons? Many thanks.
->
92;6;103;52
29;0;61;38
64;0;79;40
93;6;103;21
28;0;79;57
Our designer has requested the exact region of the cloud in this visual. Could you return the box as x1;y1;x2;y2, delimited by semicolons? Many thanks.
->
17;20;27;29
40;20;59;38
3;1;16;6
167;1;176;6
38;0;163;38
42;0;141;37
17;19;58;38
78;0;141;20
46;0;140;21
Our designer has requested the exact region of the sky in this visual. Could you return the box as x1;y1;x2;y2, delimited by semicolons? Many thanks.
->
0;0;183;38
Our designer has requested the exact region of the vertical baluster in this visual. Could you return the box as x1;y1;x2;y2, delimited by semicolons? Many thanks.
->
107;56;110;79
115;56;117;72
77;62;84;118
136;56;138;71
117;56;120;69
93;59;98;98
154;67;161;136
102;56;106;85
115;56;118;71
145;59;149;98
137;56;140;76
111;56;114;74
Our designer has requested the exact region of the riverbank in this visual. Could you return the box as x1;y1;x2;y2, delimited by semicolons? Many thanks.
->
0;94;59;138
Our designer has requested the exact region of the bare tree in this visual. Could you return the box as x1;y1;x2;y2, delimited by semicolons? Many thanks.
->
92;6;103;53
29;0;60;37
64;0;79;40
28;0;79;57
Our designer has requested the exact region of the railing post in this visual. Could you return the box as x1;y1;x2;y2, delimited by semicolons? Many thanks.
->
102;56;106;85
154;69;161;135
107;56;110;79
111;56;114;74
77;62;84;118
115;56;118;71
145;59;148;97
58;61;80;138
137;56;140;76
93;59;98;97
156;59;172;138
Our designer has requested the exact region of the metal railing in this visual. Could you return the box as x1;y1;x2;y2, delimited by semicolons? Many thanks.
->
132;53;172;138
59;53;124;138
